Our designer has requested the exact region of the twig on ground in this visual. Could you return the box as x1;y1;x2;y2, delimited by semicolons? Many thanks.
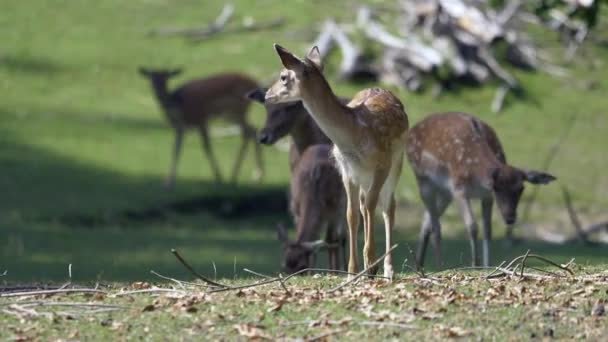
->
171;249;229;289
328;244;398;293
1;301;127;309
150;270;194;289
113;288;187;297
0;288;106;298
284;319;414;329
520;249;531;277
277;273;291;295
243;268;273;279
0;270;6;277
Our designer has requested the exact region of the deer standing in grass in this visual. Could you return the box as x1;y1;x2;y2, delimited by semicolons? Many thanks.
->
406;112;556;269
277;144;347;273
265;45;409;279
247;88;348;272
138;68;264;188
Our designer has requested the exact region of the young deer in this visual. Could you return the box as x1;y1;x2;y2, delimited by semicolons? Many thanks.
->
246;88;350;170
265;45;409;279
277;144;347;273
405;112;556;269
138;67;264;188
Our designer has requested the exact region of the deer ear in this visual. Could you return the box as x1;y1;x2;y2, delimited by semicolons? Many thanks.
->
274;44;304;71
524;170;556;185
277;223;289;244
301;240;327;252
306;46;323;71
245;88;267;103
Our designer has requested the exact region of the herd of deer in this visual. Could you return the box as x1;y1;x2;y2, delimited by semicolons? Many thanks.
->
139;44;556;280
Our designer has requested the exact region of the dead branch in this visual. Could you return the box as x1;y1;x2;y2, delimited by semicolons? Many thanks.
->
328;244;398;293
0;288;106;298
189;17;285;42
284;319;414;330
171;249;229;289
113;288;187;297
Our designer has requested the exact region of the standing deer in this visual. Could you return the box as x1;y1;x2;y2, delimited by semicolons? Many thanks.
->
277;145;347;273
138;68;264;188
246;88;348;272
246;88;349;169
405;112;556;269
265;44;409;280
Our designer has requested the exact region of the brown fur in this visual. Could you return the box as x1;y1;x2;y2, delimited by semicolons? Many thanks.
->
139;68;264;187
278;145;346;273
265;45;409;279
406;112;556;268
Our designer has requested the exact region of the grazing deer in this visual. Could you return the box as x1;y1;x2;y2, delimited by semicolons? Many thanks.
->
277;144;347;273
246;88;350;170
138;67;264;188
265;44;409;279
405;112;556;269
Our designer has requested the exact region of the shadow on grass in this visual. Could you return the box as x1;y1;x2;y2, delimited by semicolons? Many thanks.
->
0;55;66;74
0;132;605;283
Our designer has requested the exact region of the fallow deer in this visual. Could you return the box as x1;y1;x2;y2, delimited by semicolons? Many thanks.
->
246;88;350;170
265;45;409;280
405;112;556;269
277;144;347;273
138;68;264;188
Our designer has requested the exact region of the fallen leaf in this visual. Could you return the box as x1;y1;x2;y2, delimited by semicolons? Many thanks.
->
131;282;150;290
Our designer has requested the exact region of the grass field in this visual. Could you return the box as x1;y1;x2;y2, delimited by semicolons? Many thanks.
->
2;1;608;339
1;0;608;298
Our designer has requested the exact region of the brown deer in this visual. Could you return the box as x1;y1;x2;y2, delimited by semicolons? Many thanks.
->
405;112;556;269
138;67;264;188
246;88;350;170
265;44;409;280
277;144;347;273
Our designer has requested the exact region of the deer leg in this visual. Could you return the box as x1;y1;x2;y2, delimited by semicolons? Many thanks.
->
165;128;184;189
363;168;389;276
381;195;396;280
249;124;264;182
481;197;493;267
416;180;450;270
455;192;480;266
199;127;223;182
230;123;252;183
342;176;360;278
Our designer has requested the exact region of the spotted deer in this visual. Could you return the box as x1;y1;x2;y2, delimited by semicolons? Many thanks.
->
276;144;347;273
265;45;409;280
138;68;264;188
405;112;556;269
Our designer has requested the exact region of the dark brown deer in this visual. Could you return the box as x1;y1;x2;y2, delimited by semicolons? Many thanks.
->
138;67;264;188
405;112;556;269
265;45;409;280
246;88;350;170
277;144;347;273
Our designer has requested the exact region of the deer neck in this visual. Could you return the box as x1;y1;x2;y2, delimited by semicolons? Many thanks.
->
290;114;321;155
299;76;357;149
150;81;175;113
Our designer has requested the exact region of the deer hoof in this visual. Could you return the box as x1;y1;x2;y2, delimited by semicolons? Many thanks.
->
383;264;394;281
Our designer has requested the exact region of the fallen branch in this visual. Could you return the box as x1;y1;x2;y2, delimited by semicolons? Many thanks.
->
113;288;187;297
327;244;398;293
284;319;414;330
0;288;106;298
171;248;229;289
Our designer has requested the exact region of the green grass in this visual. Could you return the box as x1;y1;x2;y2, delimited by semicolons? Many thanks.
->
1;0;608;286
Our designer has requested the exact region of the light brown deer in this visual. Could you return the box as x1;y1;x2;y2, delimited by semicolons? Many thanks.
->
138;67;264;188
265;44;409;279
405;112;556;269
276;144;347;273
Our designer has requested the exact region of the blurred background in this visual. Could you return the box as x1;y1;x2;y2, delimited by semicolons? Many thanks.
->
1;0;607;282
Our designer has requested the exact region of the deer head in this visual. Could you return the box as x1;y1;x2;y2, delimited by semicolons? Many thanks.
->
265;45;324;105
491;166;556;225
246;88;304;145
138;67;182;84
277;223;326;274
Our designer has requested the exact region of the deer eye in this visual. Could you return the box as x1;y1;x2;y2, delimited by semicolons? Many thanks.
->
280;74;287;83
